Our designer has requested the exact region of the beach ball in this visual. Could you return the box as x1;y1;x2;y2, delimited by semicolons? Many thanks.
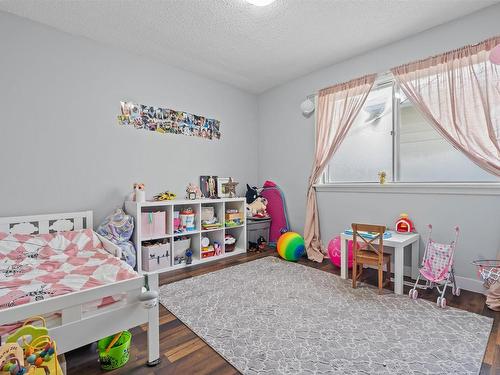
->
327;236;362;269
277;232;305;261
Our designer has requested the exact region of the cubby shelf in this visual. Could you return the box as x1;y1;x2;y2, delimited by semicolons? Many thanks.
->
125;197;247;274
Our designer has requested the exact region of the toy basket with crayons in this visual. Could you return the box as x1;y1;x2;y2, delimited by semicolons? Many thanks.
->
97;331;131;371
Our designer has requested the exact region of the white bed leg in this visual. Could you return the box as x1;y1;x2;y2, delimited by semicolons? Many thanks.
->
146;273;161;367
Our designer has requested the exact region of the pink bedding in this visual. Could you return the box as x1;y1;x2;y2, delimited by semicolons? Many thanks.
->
0;229;137;312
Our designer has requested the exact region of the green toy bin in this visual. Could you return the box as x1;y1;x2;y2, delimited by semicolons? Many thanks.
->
97;331;132;371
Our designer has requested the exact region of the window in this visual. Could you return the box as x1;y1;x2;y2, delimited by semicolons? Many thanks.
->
324;76;499;184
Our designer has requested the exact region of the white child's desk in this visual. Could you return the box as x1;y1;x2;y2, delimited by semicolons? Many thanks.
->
340;230;420;294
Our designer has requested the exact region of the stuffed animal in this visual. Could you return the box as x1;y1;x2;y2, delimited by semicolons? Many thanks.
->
245;184;269;218
245;184;259;204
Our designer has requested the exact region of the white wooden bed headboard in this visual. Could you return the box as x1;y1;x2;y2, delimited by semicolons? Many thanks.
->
0;211;93;235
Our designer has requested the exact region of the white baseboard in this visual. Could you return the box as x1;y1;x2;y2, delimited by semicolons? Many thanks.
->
365;264;486;295
455;276;486;295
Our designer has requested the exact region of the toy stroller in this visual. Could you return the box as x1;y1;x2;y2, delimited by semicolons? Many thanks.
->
409;225;460;308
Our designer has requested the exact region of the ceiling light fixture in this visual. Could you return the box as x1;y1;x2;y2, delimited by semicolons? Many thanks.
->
245;0;277;6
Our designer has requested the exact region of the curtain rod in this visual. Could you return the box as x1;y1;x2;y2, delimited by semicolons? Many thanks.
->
304;71;393;100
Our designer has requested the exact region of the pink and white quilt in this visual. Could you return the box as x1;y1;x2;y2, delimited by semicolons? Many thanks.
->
0;229;137;311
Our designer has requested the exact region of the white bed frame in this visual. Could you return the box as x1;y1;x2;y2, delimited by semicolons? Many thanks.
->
0;211;160;366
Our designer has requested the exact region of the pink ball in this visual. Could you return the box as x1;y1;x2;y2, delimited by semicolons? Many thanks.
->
490;44;500;65
327;236;362;269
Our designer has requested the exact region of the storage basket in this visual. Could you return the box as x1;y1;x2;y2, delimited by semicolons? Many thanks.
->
174;238;191;257
141;211;166;239
97;331;132;371
142;242;170;271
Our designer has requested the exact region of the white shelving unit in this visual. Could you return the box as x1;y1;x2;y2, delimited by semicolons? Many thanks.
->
125;197;246;274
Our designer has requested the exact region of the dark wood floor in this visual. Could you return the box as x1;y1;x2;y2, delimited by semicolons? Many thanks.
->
66;249;500;374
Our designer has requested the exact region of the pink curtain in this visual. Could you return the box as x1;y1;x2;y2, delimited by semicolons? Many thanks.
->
391;36;500;176
304;74;376;262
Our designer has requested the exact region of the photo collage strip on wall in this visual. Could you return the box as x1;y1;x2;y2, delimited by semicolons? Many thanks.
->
117;101;221;140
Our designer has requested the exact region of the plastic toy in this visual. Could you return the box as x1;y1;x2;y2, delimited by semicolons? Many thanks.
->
395;213;415;233
1;354;28;375
327;236;362;269
5;317;61;374
409;225;460;308
185;248;193;264
277;232;305;261
214;241;222;256
153;191;176;201
179;208;196;231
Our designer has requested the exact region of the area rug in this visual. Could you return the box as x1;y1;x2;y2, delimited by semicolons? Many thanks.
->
159;257;492;375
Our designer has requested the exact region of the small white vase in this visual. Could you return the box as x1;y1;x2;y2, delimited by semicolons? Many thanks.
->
135;189;146;203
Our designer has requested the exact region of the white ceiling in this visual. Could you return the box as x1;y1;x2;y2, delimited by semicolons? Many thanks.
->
0;0;498;93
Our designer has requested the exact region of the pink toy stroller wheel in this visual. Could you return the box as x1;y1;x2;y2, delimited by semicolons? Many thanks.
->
453;287;461;296
440;297;447;309
436;296;441;306
409;289;418;300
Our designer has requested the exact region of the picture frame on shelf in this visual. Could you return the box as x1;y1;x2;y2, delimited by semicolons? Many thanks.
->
200;175;218;199
217;177;230;198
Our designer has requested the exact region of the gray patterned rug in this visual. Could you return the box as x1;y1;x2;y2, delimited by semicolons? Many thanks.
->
159;256;492;375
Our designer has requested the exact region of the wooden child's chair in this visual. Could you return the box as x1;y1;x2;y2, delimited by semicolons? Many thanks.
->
351;223;391;293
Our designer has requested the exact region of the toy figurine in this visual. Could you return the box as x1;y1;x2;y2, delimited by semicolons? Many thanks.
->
153;191;176;201
208;176;217;198
186;183;203;200
395;213;415;233
378;171;386;185
214;241;222;256
185;248;193;264
249;236;267;252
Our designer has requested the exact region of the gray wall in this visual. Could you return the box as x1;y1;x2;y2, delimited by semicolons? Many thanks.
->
1;6;499;289
258;5;500;287
0;12;259;224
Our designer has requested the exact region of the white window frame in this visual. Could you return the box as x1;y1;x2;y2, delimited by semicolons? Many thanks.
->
319;73;500;193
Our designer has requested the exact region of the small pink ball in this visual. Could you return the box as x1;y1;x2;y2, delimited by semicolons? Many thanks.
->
327;236;359;269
